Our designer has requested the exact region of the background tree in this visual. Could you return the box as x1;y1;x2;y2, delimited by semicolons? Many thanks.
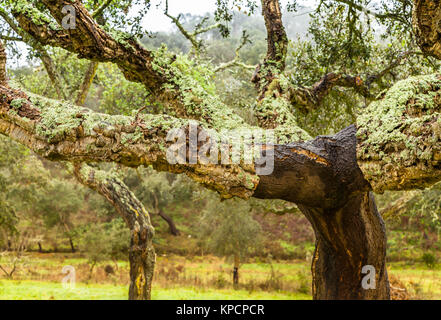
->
198;195;262;287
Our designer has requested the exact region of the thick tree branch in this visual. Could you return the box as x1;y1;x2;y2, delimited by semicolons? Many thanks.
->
0;83;260;200
357;74;441;193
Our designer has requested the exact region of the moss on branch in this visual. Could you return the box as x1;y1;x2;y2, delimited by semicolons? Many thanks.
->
0;84;260;199
357;74;441;192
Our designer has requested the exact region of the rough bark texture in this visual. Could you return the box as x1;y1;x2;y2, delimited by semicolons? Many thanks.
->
0;84;259;199
413;0;441;59
73;164;156;300
299;193;389;299
261;0;288;71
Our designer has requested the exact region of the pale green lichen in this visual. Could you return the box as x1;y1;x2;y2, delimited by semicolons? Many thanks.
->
357;74;441;192
10;98;26;109
121;126;144;145
256;95;312;143
12;1;60;30
151;45;248;132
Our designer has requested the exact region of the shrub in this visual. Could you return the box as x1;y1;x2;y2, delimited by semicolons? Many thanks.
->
421;252;437;269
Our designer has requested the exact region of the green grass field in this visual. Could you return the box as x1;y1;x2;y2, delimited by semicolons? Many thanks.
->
0;280;310;300
1;253;441;300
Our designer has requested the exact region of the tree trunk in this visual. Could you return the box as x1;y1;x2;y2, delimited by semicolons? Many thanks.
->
299;192;389;299
255;125;391;299
69;238;76;253
38;242;43;253
128;231;156;300
158;210;180;236
74;164;156;300
233;254;240;287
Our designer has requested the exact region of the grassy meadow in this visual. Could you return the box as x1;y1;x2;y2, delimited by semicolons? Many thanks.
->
1;253;441;300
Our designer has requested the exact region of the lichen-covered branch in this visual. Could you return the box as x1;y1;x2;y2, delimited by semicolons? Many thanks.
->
287;73;372;114
287;51;417;114
357;74;441;193
0;82;260;199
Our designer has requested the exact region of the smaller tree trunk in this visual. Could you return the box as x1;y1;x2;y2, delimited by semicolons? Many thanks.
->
73;163;156;300
38;242;43;253
233;254;240;287
128;230;156;300
69;238;76;253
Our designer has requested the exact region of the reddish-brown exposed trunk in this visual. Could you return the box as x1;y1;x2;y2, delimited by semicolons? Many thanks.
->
299;192;389;299
255;125;390;299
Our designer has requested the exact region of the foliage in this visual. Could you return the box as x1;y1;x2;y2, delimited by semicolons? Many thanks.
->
422;253;437;269
198;195;262;262
79;218;130;269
